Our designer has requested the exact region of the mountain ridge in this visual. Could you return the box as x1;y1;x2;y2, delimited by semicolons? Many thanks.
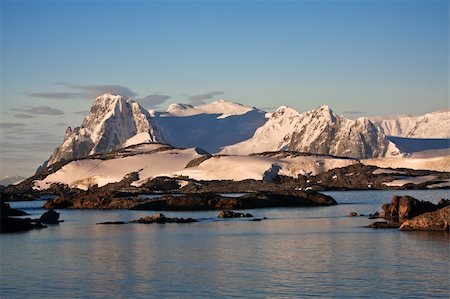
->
42;93;449;168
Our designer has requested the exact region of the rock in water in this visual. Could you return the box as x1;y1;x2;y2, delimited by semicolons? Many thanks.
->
131;213;196;224
0;201;29;217
0;217;46;233
368;221;400;229
399;206;450;231
39;209;60;224
382;195;439;223
218;210;254;218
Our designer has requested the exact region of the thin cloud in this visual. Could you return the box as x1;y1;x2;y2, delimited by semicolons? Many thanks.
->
344;111;365;117
11;106;65;116
28;92;82;99
64;83;138;98
74;110;89;115
13;114;36;119
137;93;171;108
188;91;224;105
29;83;138;100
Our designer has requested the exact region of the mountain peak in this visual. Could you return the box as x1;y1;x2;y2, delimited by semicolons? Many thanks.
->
46;95;164;166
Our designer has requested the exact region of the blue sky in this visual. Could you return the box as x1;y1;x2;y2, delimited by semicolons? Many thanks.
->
1;0;448;176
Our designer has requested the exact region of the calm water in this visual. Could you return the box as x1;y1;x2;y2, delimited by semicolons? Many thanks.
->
1;190;449;298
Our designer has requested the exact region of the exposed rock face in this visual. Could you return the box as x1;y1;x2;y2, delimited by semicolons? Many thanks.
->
288;106;395;158
218;210;253;218
399;207;450;231
46;94;164;166
370;195;449;230
381;195;441;223
221;105;398;158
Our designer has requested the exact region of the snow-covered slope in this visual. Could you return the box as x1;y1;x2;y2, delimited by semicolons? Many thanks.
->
370;109;450;138
165;99;254;118
153;99;267;153
33;144;359;190
362;155;450;172
46;94;164;166
222;105;399;159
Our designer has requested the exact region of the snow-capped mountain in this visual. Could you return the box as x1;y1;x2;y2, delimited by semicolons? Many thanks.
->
221;105;399;159
0;175;25;186
370;109;450;138
46;94;164;166
152;99;267;153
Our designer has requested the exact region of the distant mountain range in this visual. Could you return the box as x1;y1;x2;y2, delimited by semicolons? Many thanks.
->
43;94;449;168
369;109;450;138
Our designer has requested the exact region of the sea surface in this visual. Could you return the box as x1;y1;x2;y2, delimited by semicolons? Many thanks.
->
1;190;449;298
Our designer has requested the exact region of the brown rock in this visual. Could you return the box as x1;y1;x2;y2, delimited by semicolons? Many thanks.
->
348;212;358;217
400;206;450;231
131;213;196;224
218;210;253;218
368;221;400;229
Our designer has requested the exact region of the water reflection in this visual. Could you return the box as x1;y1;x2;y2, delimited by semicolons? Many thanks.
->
1;190;449;298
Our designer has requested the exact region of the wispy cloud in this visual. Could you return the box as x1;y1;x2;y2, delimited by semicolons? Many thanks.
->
188;91;224;105
13;114;37;119
344;110;365;117
11;106;65;116
28;92;81;99
29;83;138;100
136;93;171;108
74;110;89;115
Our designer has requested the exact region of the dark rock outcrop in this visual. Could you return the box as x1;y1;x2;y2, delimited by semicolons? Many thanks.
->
43;190;336;211
218;210;253;218
96;221;126;225
381;195;444;223
0;217;47;233
0;201;29;217
39;209;60;224
399;207;450;231
131;191;336;211
369;195;449;230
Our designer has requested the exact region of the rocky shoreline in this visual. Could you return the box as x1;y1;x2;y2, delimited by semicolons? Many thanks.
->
2;163;449;203
43;190;337;210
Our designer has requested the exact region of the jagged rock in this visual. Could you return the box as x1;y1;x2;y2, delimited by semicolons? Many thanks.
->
39;209;60;224
222;105;396;158
218;210;253;218
399;207;450;231
45;94;164;166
